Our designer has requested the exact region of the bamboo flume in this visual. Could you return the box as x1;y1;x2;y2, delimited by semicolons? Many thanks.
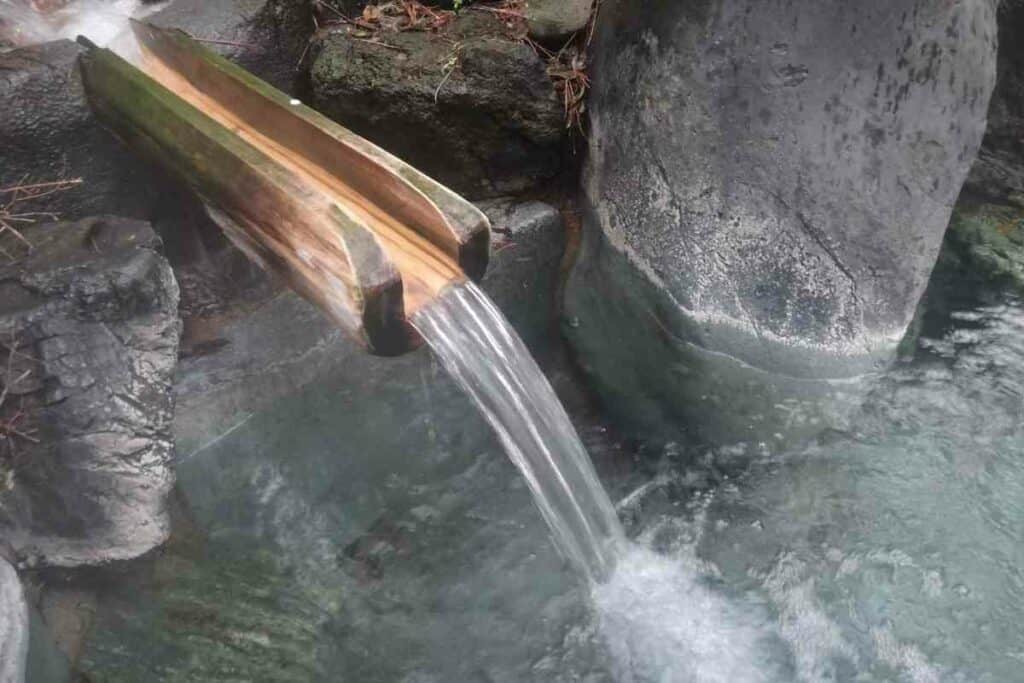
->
78;21;490;356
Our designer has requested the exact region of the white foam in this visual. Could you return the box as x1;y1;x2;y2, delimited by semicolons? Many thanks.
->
592;544;777;683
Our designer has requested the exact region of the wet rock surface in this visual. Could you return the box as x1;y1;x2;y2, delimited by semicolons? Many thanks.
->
0;1;315;227
0;39;153;221
0;216;180;567
963;0;1024;204
525;0;593;44
310;12;565;198
0;557;28;683
148;0;313;94
565;0;998;443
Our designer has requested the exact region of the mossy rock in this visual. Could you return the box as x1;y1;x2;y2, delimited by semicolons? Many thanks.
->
946;201;1024;290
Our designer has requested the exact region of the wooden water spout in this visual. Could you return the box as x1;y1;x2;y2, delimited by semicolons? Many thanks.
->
77;21;489;356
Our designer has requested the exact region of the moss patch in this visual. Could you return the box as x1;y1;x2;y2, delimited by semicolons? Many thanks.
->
945;201;1024;290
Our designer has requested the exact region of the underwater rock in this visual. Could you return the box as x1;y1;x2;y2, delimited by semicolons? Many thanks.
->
963;1;1024;205
525;0;593;44
943;201;1024;290
148;0;314;94
0;557;28;683
564;0;998;443
309;12;565;198
0;216;181;567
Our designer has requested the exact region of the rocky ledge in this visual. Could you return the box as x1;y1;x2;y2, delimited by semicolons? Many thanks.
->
310;8;565;198
0;217;180;568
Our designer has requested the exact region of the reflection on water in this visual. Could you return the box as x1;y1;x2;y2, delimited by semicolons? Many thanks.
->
78;282;1024;680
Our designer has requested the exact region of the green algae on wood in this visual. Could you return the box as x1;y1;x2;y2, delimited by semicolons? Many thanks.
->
77;22;491;355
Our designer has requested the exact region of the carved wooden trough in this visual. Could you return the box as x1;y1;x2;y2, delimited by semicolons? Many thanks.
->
78;21;490;356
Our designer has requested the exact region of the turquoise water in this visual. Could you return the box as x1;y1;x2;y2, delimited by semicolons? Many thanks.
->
75;274;1024;681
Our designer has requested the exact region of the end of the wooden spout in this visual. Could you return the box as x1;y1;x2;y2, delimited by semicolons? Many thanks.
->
76;35;99;50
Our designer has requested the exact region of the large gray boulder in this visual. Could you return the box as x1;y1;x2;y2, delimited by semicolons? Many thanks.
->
0;557;27;683
564;0;998;443
0;217;180;567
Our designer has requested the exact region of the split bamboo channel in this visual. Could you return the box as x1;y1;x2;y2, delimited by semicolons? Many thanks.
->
78;21;490;355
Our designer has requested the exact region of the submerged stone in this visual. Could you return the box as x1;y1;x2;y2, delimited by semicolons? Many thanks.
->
944;201;1024;290
564;0;998;443
0;216;180;567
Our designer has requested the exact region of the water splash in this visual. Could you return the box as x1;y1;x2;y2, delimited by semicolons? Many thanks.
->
412;282;625;581
414;282;784;680
592;545;776;683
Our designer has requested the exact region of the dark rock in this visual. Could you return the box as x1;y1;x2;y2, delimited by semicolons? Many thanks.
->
564;0;998;444
963;1;1024;203
0;216;181;567
0;1;314;227
0;557;27;683
0;40;153;221
310;15;565;198
148;0;314;94
526;0;593;44
943;200;1024;289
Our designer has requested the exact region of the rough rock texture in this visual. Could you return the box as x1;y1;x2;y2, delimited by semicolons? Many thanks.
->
526;0;593;43
310;14;565;198
564;0;998;443
173;200;563;457
0;40;153;221
149;0;313;94
0;217;181;567
963;1;1024;204
1;1;313;226
0;558;28;683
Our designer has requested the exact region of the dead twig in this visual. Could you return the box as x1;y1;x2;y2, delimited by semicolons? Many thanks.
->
352;37;404;50
0;339;39;458
190;37;256;49
0;176;82;261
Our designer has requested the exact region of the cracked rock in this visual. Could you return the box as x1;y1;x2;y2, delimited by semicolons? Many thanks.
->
0;216;181;567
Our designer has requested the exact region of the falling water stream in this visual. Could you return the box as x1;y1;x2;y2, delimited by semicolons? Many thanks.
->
412;282;625;582
414;283;777;682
